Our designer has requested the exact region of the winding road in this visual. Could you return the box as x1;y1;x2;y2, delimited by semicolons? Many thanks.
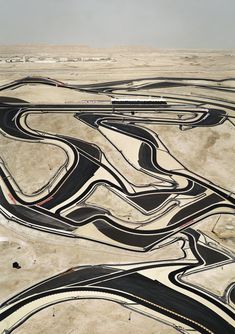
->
0;76;234;333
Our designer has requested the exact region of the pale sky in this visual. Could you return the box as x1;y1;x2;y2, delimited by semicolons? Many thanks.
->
0;0;234;48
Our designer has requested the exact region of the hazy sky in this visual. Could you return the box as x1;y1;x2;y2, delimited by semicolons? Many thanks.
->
0;0;234;48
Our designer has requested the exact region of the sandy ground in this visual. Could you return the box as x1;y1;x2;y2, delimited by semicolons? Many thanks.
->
0;46;234;334
0;45;234;84
15;299;180;334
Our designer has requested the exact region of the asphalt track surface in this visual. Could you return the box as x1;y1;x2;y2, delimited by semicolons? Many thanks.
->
0;76;235;333
0;229;234;334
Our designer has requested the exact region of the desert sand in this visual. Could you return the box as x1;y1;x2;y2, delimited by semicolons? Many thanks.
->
0;45;234;334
